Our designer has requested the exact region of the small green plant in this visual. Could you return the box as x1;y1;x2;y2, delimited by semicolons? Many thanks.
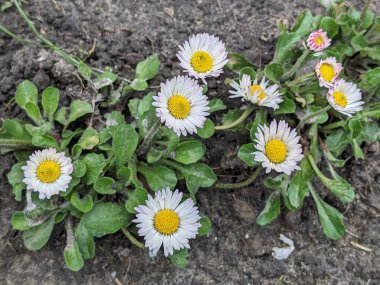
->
0;0;379;271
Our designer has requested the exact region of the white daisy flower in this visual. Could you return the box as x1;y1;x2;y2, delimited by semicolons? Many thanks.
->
327;79;364;117
177;33;228;83
22;148;73;199
153;75;210;136
315;57;342;88
229;75;283;110
307;29;331;52
253;120;303;175
133;188;201;257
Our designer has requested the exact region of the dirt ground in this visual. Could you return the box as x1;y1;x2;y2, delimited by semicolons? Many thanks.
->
0;0;379;284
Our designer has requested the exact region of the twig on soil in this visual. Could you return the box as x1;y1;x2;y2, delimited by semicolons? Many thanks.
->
346;229;360;239
350;241;373;252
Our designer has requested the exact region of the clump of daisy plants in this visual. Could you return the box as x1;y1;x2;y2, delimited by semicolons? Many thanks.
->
0;0;379;271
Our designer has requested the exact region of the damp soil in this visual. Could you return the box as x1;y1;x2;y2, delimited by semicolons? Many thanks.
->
0;0;380;284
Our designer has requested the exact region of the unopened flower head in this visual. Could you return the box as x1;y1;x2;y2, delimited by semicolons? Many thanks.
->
177;33;228;83
315;57;342;88
153;75;210;136
133;188;201;257
22;148;73;199
307;29;331;52
253;120;303;175
327;79;364;117
229;75;283;110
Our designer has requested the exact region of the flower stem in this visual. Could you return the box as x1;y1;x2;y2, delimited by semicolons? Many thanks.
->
214;105;255;131
282;49;311;82
297;105;331;131
0;138;34;150
321;120;345;131
287;72;315;87
214;167;262;189
121;228;145;250
306;153;328;184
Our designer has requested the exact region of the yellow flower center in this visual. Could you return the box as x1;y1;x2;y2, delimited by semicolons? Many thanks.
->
319;63;335;83
332;91;348;107
265;139;287;164
36;160;61;183
315;36;324;46
167;95;191;119
191;51;213;73
154;209;180;235
249;85;266;100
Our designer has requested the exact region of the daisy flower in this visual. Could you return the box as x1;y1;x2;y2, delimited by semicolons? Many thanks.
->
153;75;210;136
22;148;73;199
327;79;364;117
307;29;331;52
133;188;201;257
229;75;283;110
253;120;303;175
177;33;228;83
315;57;342;88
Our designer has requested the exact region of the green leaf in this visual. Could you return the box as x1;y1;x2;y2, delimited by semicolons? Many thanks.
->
359;67;380;90
208;99;226;113
117;167;132;186
78;62;92;80
170;249;189;269
138;92;155;117
15;80;38;110
128;98;140;120
225;53;254;71
25;102;43;125
25;122;52;136
67;100;93;125
238;143;259;167
274;96;296;115
198;215;212;236
94;177;116;195
23;216;55;250
288;158;313;208
82;153;107;185
363;104;380;118
351;35;368;52
130;78;148;91
320;17;339;38
239;67;256;81
146;147;163;164
173;140;205;165
346;118;363;139
256;192;281;225
310;188;345;240
32;134;59;149
64;241;84;271
72;160;86;178
75;221;95;259
112;124;139;169
324;178;355;204
7;162;26;201
81;203;131;237
325;128;350;157
11;211;32;230
135;54;160;81
54;107;68;125
250;108;267;141
78;127;99;150
138;165;177;191
138;109;160;138
197;119;215;139
264;63;284;83
71;192;94;213
125;187;148;214
41;87;60;122
93;70;118;89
